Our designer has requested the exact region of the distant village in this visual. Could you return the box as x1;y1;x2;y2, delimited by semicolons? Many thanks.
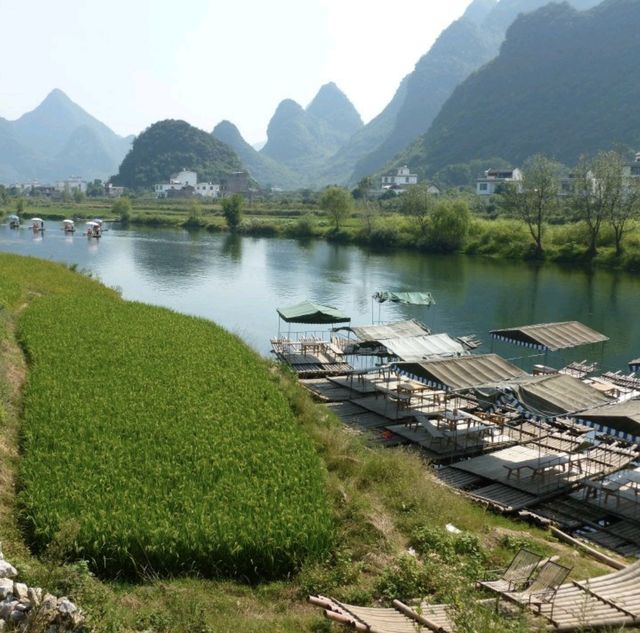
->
5;151;640;201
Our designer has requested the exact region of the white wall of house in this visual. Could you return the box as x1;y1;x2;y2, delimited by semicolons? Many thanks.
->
195;183;220;198
381;165;418;189
172;170;197;186
476;168;523;196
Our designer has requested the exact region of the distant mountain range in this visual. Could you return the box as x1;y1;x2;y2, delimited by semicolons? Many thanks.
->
0;89;132;184
395;0;640;178
4;0;627;192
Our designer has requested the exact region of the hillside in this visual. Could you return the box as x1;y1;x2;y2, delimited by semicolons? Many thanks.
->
212;120;300;189
333;0;602;186
260;83;363;186
396;0;640;177
0;89;131;183
110;119;242;189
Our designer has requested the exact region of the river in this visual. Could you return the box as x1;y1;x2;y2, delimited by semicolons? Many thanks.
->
1;222;638;372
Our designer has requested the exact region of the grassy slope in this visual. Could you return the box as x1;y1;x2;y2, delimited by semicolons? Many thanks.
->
0;253;628;632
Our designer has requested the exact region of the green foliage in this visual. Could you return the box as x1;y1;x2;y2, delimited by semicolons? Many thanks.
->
320;186;352;230
222;194;244;230
396;1;640;178
17;295;332;580
73;188;85;203
399;184;436;238
425;199;471;253
377;554;435;602
111;120;242;189
16;197;25;214
111;196;132;223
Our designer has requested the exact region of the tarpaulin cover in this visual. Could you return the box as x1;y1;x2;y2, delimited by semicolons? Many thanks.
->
490;321;608;351
373;291;436;306
276;300;350;324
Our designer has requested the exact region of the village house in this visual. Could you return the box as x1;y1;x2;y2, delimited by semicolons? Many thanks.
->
622;152;640;184
220;171;250;196
381;165;418;192
154;170;220;199
476;168;523;195
55;176;87;194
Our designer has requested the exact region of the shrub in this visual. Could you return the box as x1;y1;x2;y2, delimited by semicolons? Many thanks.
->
111;197;132;223
221;194;244;230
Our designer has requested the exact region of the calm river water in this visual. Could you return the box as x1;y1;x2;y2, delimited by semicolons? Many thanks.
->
1;223;639;371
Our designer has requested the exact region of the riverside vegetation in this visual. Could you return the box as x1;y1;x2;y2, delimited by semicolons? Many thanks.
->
0;252;622;632
4;154;640;274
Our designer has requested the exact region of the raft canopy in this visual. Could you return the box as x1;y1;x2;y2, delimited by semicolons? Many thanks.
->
505;373;611;416
276;300;350;325
373;291;436;306
336;319;431;342
394;353;527;391
629;359;640;372
573;399;640;438
364;333;465;361
490;321;609;351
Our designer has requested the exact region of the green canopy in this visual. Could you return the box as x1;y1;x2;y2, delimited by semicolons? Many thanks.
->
277;300;351;324
373;291;436;306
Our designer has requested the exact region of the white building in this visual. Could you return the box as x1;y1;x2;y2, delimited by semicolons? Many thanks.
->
155;170;220;198
623;153;640;183
381;165;418;191
195;183;220;198
476;168;523;196
55;176;87;193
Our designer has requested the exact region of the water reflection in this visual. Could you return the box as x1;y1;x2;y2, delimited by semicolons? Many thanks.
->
221;233;242;261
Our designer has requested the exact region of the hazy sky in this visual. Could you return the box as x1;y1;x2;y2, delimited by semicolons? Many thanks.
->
0;0;471;144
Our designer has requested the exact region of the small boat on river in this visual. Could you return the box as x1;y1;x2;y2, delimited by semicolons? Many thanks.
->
62;219;75;233
31;218;45;233
8;214;20;229
86;221;102;238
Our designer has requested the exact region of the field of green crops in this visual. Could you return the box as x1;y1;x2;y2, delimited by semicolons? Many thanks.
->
17;293;332;580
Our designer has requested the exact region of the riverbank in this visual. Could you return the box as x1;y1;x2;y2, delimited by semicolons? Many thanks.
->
3;198;640;274
0;253;616;632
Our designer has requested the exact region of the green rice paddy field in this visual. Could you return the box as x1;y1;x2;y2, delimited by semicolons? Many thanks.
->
17;293;332;579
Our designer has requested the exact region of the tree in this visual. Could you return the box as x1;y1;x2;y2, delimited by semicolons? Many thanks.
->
222;194;244;231
320;186;352;230
73;188;85;203
427;199;471;253
87;179;105;197
607;158;640;256
572;151;624;258
500;154;560;258
399;184;435;238
112;196;132;223
16;197;25;214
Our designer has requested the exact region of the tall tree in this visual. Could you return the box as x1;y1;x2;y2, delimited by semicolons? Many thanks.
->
320;186;352;230
607;157;640;256
400;184;435;238
572;151;625;258
500;154;560;258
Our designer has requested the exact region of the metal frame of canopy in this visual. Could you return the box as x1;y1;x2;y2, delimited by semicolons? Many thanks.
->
371;290;436;324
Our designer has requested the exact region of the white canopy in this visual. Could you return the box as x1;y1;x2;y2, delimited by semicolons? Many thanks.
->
382;333;466;361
